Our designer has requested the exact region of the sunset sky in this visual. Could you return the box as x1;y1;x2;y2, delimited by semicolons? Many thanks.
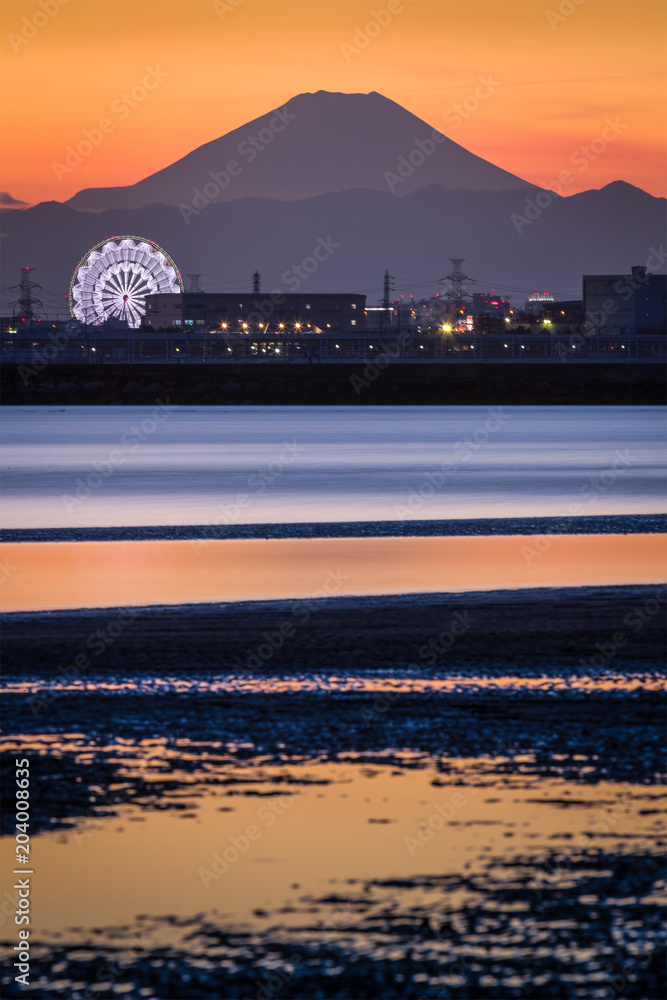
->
1;0;665;207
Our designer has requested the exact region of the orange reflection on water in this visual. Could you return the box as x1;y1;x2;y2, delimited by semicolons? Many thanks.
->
0;759;663;950
0;533;665;613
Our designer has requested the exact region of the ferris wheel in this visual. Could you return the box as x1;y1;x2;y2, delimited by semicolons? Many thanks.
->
68;235;183;328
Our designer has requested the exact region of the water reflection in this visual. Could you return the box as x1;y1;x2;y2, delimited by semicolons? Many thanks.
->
2;405;665;528
2;533;666;612
0;752;664;998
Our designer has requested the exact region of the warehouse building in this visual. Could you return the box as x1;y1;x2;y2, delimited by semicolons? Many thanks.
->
144;292;366;335
583;266;666;334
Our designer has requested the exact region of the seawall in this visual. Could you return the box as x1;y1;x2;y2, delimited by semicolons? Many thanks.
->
2;362;664;405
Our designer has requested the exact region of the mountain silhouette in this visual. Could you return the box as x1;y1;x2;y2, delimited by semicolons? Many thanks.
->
66;90;537;213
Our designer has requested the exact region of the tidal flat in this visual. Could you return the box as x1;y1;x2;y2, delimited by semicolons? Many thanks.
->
1;584;665;999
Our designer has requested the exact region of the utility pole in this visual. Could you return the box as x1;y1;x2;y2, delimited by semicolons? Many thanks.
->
10;267;42;324
185;273;202;293
382;269;392;309
252;270;261;294
382;269;394;334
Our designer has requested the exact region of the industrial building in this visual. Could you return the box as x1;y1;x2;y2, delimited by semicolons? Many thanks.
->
583;266;666;334
472;293;511;318
143;292;366;335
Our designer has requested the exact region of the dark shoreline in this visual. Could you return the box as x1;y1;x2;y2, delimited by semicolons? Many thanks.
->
2;361;665;405
2;511;665;543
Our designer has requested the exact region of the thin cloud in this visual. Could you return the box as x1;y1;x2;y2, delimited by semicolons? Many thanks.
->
0;191;28;207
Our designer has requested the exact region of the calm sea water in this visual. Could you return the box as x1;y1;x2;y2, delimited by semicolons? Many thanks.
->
1;405;665;528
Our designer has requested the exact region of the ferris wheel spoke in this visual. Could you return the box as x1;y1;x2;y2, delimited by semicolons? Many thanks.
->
69;236;182;328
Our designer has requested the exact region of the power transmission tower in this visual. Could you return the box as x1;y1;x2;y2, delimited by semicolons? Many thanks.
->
379;270;396;334
442;258;472;301
185;273;202;293
10;267;42;322
252;270;261;294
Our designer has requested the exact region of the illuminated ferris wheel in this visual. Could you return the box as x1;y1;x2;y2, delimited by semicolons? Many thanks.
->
68;235;183;328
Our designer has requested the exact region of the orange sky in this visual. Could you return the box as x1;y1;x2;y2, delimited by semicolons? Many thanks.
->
1;0;665;206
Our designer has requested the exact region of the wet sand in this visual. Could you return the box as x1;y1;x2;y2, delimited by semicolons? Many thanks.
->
2;583;665;998
3;584;665;678
1;512;664;543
